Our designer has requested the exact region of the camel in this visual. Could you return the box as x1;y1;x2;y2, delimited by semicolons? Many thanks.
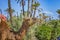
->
0;14;16;40
14;18;38;40
0;14;38;40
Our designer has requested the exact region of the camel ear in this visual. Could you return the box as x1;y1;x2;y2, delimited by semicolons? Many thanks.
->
23;17;27;21
23;17;30;21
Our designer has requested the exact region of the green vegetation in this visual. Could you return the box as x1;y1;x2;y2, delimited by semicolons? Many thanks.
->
35;20;60;40
0;0;60;40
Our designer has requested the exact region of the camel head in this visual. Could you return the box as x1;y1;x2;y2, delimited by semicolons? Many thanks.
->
0;14;6;23
23;17;38;26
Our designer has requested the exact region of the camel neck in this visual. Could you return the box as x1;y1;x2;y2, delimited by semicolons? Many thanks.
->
17;21;30;39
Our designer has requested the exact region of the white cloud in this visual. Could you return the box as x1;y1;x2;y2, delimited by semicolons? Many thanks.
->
43;11;54;16
40;11;58;19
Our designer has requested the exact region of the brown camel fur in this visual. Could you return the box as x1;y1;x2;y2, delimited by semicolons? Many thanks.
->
0;20;16;40
0;18;37;40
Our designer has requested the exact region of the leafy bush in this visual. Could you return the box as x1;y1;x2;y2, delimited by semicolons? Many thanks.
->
35;24;53;40
35;20;60;40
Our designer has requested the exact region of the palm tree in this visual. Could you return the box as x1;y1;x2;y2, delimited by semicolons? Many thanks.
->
22;0;25;17
6;0;15;25
56;9;60;20
27;0;30;17
32;1;40;18
39;13;48;23
17;0;25;17
17;12;19;19
30;0;34;17
8;0;12;24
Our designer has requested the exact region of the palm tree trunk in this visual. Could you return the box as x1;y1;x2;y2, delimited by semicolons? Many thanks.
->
33;7;36;18
33;2;36;18
17;12;19;19
22;0;25;17
30;0;33;17
27;0;30;17
8;0;12;25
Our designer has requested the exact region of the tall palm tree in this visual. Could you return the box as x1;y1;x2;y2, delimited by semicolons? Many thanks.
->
17;0;25;17
22;0;25;17
32;1;40;18
27;0;30;17
56;9;60;20
6;0;15;25
30;0;34;17
8;0;12;24
17;12;19;19
33;2;36;18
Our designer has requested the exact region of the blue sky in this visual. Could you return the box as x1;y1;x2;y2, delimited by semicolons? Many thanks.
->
0;0;60;19
40;0;60;19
